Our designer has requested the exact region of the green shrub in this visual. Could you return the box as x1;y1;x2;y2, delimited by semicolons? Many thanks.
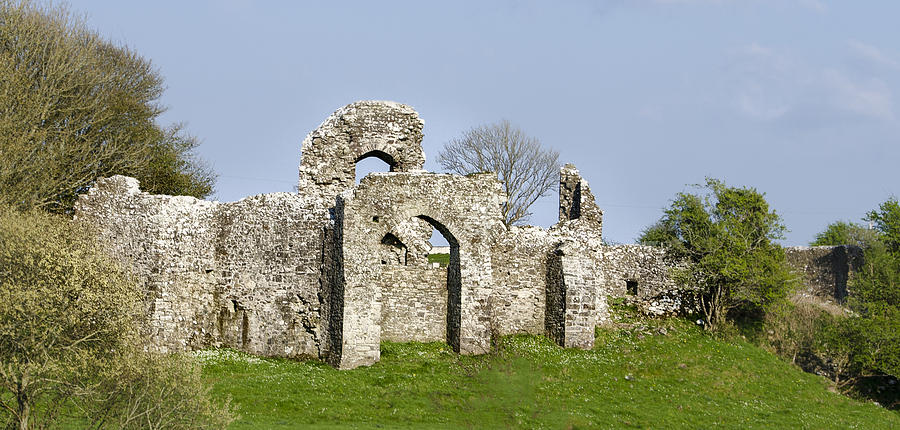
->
762;296;834;365
638;178;794;331
0;207;234;428
78;352;236;429
810;220;879;248
806;198;900;407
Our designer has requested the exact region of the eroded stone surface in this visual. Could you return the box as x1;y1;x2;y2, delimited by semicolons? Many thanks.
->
785;245;862;303
76;100;858;369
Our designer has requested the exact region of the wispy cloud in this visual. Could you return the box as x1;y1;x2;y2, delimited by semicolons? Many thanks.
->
725;42;894;123
847;40;900;70
821;69;893;120
796;0;827;12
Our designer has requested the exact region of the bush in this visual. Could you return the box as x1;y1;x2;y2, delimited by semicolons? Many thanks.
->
762;296;834;365
78;352;236;429
639;178;794;331
0;207;234;428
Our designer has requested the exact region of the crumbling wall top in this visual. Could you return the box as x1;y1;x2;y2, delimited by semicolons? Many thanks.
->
298;101;426;195
559;163;603;227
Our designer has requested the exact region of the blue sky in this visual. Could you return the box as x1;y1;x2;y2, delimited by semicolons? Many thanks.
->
73;0;900;245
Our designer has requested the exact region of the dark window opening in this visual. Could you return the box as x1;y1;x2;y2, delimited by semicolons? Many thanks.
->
570;182;582;220
379;232;408;265
626;280;638;296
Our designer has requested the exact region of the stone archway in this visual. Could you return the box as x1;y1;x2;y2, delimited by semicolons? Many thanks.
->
327;172;505;369
297;101;426;198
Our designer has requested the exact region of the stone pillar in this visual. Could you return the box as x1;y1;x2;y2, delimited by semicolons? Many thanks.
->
545;243;597;349
558;163;603;231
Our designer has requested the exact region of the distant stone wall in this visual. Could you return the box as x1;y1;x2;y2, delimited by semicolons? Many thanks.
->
785;246;863;302
490;226;553;336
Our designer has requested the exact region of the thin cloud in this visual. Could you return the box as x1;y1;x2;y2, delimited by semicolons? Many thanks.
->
796;0;827;12
727;43;894;123
821;69;894;120
848;40;900;70
736;86;790;120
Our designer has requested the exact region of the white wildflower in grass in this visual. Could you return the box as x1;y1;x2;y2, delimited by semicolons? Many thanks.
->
192;348;270;366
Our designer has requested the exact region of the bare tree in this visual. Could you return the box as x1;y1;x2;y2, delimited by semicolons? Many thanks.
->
438;120;559;226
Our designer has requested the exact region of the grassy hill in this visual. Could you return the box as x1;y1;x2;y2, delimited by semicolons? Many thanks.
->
200;316;899;429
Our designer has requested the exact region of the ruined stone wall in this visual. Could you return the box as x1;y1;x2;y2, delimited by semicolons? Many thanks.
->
490;226;554;336
785;246;862;302
330;172;505;369
597;245;682;318
298;100;426;200
76;176;328;358
559;163;603;228
553;243;600;349
490;220;610;340
75;100;868;371
594;245;863;317
379;266;448;342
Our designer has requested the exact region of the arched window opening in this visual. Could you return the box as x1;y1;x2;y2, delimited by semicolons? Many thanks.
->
355;150;398;184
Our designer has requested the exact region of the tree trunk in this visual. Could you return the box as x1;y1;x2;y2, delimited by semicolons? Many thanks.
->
17;390;30;430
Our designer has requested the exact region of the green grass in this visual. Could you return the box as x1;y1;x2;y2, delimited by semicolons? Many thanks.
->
200;318;900;429
427;253;450;266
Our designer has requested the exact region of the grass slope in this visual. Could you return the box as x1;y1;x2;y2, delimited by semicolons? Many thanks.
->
201;318;899;429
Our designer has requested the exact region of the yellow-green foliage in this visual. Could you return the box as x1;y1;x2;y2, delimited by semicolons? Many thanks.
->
0;206;139;427
78;352;237;429
0;0;214;213
0;207;234;428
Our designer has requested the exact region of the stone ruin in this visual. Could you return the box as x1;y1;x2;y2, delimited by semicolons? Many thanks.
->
75;101;855;369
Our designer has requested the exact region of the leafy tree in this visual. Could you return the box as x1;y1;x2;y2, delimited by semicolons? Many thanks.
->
817;315;858;388
810;198;900;390
0;207;234;428
865;198;900;256
437;120;559;226
810;220;879;248
138;125;215;199
0;0;214;213
638;178;793;331
841;198;900;381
